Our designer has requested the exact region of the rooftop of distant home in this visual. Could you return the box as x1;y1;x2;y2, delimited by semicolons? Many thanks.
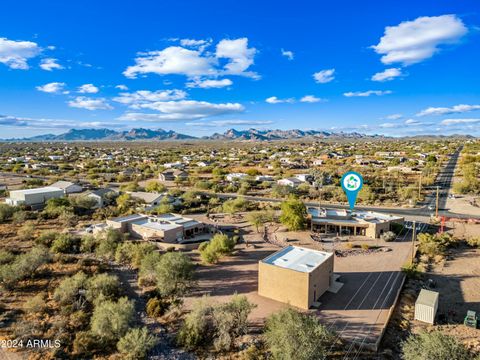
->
308;207;403;224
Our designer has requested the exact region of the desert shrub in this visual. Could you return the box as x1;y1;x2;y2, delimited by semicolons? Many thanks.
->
0;250;14;265
117;327;158;360
73;330;100;356
17;222;35;241
11;210;27;224
146;297;170;318
69;310;89;330
0;203;17;222
264;308;333;360
23;293;47;315
361;243;370;250
417;233;453;258
95;228;124;260
51;233;80;254
402;331;472;360
36;230;58;247
199;234;236;264
212;294;256;351
177;296;214;350
86;273;120;303
155;252;194;298
381;231;396;242
466;237;480;248
115;242;156;268
401;262;422;279
0;246;50;289
80;234;97;253
279;197;307;231
53;271;88;308
345;242;353;249
138;251;162;287
90;297;135;345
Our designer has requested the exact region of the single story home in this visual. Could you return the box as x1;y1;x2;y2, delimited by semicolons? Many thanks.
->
50;181;83;194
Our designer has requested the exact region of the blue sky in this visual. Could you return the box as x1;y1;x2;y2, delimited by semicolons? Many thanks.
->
0;0;479;137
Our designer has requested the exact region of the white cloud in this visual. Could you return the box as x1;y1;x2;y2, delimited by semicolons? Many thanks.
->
281;49;294;60
313;69;335;83
36;82;68;94
379;123;396;128
344;90;392;97
124;37;258;79
441;118;480;126
180;39;210;47
68;97;113;110
124;46;216;79
300;95;323;103
39;58;63;71
113;89;187;107
0;37;42;69
78;83;99;93
216;38;258;78
417;104;480;116
186;78;233;88
404;118;422;125
115;84;128;90
371;68;402;82
119;100;244;121
384;113;403;120
0;114;123;130
265;96;295;104
372;15;468;66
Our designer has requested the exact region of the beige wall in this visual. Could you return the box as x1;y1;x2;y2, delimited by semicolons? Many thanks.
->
307;255;334;306
258;255;334;309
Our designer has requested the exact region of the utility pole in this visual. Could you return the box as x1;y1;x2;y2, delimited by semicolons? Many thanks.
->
411;220;417;264
435;186;440;218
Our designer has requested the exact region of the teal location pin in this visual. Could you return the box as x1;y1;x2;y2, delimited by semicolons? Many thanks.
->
341;171;363;210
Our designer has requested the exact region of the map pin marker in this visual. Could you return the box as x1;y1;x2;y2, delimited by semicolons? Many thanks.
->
341;171;363;210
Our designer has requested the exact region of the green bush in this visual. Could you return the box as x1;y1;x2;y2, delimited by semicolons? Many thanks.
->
95;228;123;260
199;234;236;264
264;308;333;360
0;203;17;223
466;237;480;248
401;262;422;279
86;273;120;303
23;293;47;315
402;331;472;360
0;246;50;289
17;222;35;241
73;330;100;356
146;297;170;318
155;252;194;298
138;252;162;287
80;234;97;253
51;233;80;254
177;296;214;350
36;230;58;247
53;271;88;306
381;231;396;242
279;196;307;231
90;297;135;345
0;250;14;265
117;327;157;360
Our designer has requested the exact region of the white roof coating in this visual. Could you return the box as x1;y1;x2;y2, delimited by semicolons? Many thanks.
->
10;186;63;195
134;219;181;231
263;246;332;273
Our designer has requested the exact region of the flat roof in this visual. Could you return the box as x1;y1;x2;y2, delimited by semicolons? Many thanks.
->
416;289;439;307
10;186;63;195
133;218;181;231
308;207;403;224
262;246;333;273
110;214;147;223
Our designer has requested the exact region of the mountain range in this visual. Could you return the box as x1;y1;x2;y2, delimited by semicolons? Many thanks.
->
2;127;383;142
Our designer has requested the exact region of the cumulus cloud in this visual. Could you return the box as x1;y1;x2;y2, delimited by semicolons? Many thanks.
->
0;37;42;69
118;100;244;121
113;89;187;107
417;104;480;116
115;84;129;90
186;78;233;88
371;15;468;66
300;95;324;103
371;68;402;82
68;97;113;110
265;96;295;104
78;83;99;93
441;118;480;126
313;69;335;83
39;58;63;71
281;49;294;60
36;82;68;94
344;90;392;97
124;37;258;80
